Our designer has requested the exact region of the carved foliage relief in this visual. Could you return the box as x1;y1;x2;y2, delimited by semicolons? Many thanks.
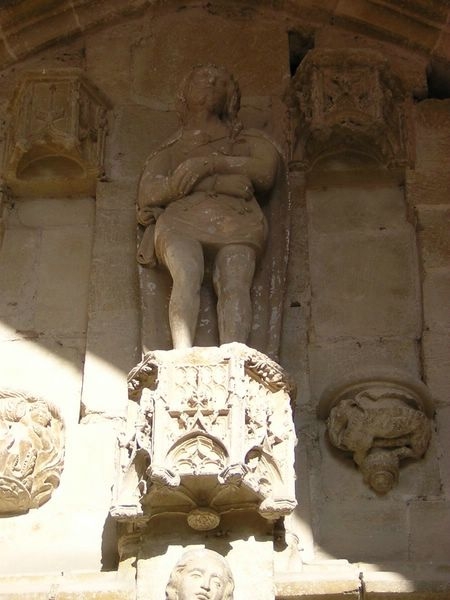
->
0;390;65;514
112;343;297;529
319;375;433;494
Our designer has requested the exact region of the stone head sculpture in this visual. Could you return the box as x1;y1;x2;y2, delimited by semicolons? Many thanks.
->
165;549;234;600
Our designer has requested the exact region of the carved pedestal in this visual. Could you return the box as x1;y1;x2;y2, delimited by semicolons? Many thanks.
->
318;373;433;494
111;343;297;530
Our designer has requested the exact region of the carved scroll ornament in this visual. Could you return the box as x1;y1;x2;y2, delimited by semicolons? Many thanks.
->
3;69;110;197
290;49;413;169
111;343;297;529
0;390;65;514
318;373;433;494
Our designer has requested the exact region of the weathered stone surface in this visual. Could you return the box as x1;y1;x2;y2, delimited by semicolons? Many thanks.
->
308;228;421;339
316;500;409;563
422;331;450;406
422;270;450;333
131;8;289;103
409;500;450;563
417;207;450;271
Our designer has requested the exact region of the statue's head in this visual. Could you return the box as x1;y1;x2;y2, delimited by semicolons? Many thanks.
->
178;64;241;130
165;549;234;600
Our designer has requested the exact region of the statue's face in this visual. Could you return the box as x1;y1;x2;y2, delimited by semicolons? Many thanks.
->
177;557;227;600
185;67;229;115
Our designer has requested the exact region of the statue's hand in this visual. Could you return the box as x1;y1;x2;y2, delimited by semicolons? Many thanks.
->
137;205;164;226
170;157;213;196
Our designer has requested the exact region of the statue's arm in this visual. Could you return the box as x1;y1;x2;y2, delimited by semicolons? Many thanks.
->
137;149;176;225
169;134;279;197
214;135;279;193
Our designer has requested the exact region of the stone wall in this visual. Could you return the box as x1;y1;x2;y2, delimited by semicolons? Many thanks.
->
0;1;449;598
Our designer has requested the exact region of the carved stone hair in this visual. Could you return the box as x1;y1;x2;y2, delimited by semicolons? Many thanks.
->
165;549;234;600
177;64;242;135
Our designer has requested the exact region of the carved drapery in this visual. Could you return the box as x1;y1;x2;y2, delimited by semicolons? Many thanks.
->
3;69;109;197
318;373;433;494
111;343;297;530
290;48;413;169
0;390;65;514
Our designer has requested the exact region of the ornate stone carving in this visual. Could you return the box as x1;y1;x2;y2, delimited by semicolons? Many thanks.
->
290;49;413;169
111;343;297;529
3;69;110;197
165;549;234;600
137;64;289;357
0;390;65;514
318;373;433;494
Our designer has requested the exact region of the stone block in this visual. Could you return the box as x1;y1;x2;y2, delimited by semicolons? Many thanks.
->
308;228;421;339
406;169;450;207
422;331;450;405
106;104;178;181
0;336;84;425
96;180;137;211
81;309;140;420
316;500;408;563
307;185;406;234
362;566;450;599
14;197;95;228
417;207;450;270
308;338;421;402
34;227;94;336
275;563;360;599
414;100;450;171
435;407;450;498
0;227;40;337
409;500;450;563
423;269;450;332
131;9;289;103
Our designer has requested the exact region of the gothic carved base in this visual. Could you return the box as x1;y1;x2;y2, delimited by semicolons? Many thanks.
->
111;343;297;529
318;372;433;494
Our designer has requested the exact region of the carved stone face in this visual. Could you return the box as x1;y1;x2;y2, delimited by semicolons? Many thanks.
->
185;67;229;115
176;555;228;600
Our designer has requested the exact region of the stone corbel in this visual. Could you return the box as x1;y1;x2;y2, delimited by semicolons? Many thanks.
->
3;69;110;197
317;372;433;494
111;343;297;530
0;389;65;514
289;48;413;170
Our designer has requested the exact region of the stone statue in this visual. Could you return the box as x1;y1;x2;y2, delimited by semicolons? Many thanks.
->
137;65;284;350
165;549;234;600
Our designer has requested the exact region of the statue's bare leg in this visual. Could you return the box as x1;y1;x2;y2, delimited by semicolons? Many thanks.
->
160;236;204;349
213;244;256;345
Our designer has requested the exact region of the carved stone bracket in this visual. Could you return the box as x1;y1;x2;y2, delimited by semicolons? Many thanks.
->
111;343;297;530
3;69;110;197
318;372;433;495
0;389;65;514
290;49;413;169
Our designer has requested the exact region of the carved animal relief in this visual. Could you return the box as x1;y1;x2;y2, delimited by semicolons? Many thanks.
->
111;343;297;529
0;390;65;514
3;69;109;197
319;375;433;494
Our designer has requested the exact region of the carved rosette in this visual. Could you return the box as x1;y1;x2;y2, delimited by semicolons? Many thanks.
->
3;69;110;197
318;373;433;494
111;343;297;529
290;49;413;169
0;390;65;514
